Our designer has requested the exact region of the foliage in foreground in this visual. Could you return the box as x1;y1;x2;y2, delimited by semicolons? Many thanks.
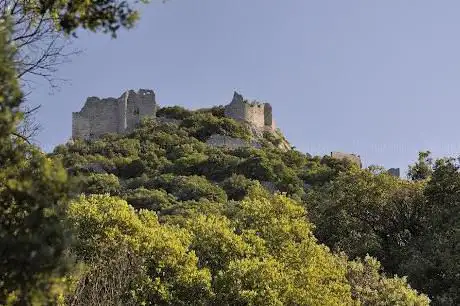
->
0;0;151;303
306;155;460;305
0;19;72;304
65;187;428;305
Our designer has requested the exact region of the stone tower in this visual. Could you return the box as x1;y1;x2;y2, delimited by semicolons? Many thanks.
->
224;92;275;130
72;89;157;139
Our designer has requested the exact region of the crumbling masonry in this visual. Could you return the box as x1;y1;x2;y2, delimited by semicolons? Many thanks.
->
71;89;401;174
72;90;275;140
224;92;275;131
72;89;157;139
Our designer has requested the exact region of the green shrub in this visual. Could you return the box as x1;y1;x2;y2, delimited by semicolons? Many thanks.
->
157;106;193;120
220;174;256;200
118;158;146;178
152;175;228;203
181;113;251;141
79;173;121;195
125;187;176;211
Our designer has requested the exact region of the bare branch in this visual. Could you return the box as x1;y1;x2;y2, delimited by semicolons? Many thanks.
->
12;15;45;44
11;131;32;144
0;0;83;141
1;0;81;91
23;104;40;115
16;104;42;143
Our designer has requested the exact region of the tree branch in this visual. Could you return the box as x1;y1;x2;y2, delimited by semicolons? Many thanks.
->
11;131;32;144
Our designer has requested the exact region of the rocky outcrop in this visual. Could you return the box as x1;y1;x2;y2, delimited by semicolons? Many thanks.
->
206;134;261;150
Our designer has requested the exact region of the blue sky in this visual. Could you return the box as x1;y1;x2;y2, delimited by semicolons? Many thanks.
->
30;0;460;173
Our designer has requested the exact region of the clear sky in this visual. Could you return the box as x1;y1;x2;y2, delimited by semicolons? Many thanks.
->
30;0;460;174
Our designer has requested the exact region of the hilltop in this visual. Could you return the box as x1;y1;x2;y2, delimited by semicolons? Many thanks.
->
72;89;291;151
61;101;345;201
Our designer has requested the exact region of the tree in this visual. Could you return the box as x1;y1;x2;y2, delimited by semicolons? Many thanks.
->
2;0;78;143
401;157;460;305
215;185;428;305
0;19;72;303
305;157;460;304
220;174;256;200
14;104;42;144
0;0;152;303
79;173;120;195
408;151;433;181
66;195;212;305
347;256;429;306
306;168;426;273
0;0;77;88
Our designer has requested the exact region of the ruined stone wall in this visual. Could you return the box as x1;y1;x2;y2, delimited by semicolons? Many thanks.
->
244;103;265;128
224;92;247;122
71;112;90;139
138;89;157;120
118;93;127;133
72;89;157;139
72;97;120;139
125;89;157;132
156;117;182;125
126;91;139;131
224;92;273;129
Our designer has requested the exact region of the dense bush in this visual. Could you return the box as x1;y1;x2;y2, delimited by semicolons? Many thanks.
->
156;105;193;120
196;105;226;117
78;173;121;195
67;195;213;305
64;189;429;305
181;112;251;141
220;174;256;200
124;187;177;211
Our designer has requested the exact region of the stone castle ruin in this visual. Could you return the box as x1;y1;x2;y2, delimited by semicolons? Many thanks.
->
72;89;157;139
71;89;400;176
224;92;275;131
72;89;275;140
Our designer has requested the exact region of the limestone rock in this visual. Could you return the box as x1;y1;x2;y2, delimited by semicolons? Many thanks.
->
206;134;261;150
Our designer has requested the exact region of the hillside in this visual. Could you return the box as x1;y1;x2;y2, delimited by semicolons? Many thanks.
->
48;105;436;305
55;105;356;205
